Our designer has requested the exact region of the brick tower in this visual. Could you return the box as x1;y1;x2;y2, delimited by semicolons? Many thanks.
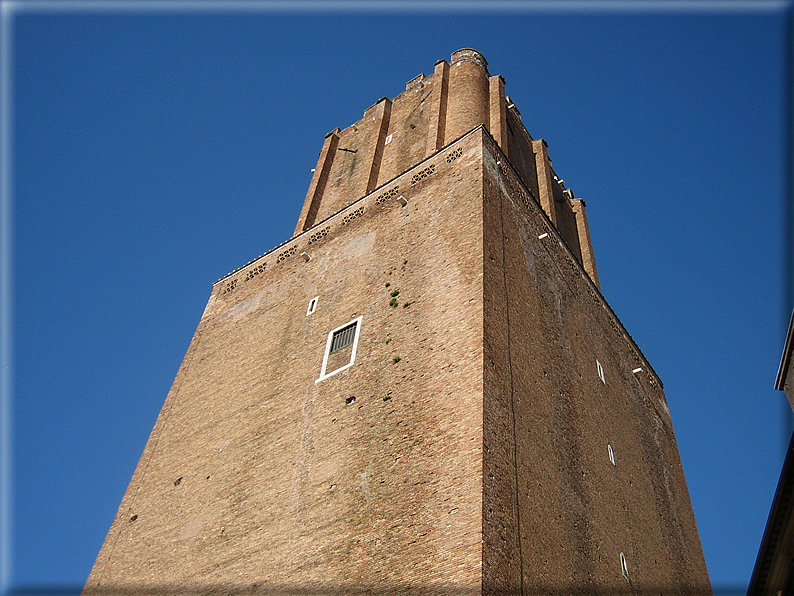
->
83;50;712;595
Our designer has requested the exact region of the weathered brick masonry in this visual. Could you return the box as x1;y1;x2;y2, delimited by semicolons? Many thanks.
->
84;50;711;595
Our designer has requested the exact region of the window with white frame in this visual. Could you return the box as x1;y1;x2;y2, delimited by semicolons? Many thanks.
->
316;317;362;383
597;359;605;384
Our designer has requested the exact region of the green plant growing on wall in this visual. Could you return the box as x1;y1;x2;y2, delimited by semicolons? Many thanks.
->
389;298;398;307
390;290;400;297
392;356;401;364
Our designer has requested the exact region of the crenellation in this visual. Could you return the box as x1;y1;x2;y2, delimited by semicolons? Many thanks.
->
298;50;592;279
406;72;426;90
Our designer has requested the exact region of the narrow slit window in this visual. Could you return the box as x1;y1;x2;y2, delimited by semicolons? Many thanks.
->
306;297;318;316
608;444;616;466
317;316;363;383
620;552;629;580
597;359;605;384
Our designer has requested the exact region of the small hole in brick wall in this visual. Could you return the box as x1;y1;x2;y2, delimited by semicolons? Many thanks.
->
129;514;138;522
174;477;183;486
346;396;356;405
206;476;210;480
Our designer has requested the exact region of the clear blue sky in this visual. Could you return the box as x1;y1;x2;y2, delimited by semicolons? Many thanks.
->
2;1;791;594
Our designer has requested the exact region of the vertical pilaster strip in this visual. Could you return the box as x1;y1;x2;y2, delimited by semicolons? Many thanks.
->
571;198;600;289
489;75;508;158
533;139;557;226
294;129;340;236
365;98;392;195
427;59;449;157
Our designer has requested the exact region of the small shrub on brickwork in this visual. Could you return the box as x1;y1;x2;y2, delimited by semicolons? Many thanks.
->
390;290;400;297
403;302;413;308
403;259;408;265
389;298;398;307
383;394;392;401
385;282;390;287
392;356;401;364
385;339;391;344
409;123;416;129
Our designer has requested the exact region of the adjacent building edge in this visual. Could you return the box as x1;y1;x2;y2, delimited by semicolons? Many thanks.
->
749;308;794;595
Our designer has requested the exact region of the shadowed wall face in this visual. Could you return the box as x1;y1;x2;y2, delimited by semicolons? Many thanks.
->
480;132;708;594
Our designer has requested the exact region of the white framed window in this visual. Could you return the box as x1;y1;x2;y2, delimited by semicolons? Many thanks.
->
607;444;616;466
597;359;605;384
306;296;318;316
316;316;363;383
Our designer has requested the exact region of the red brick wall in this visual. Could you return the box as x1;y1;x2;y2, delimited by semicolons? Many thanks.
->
84;133;488;595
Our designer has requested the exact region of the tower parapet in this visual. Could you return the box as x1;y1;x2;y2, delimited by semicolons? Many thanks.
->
295;49;599;287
